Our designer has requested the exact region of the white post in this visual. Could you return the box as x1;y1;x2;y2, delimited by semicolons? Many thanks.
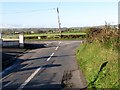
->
0;33;2;90
0;33;1;39
0;33;2;47
19;33;24;48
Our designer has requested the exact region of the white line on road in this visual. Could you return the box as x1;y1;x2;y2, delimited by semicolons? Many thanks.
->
17;51;56;89
0;73;13;82
2;81;13;88
17;67;42;90
16;41;61;90
55;46;59;50
59;41;61;44
51;52;54;57
46;52;54;61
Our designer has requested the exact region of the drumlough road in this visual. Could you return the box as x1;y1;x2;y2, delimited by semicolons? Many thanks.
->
1;41;87;90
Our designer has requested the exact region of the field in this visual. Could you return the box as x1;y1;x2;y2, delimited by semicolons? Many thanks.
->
24;32;86;36
1;32;86;41
24;32;86;40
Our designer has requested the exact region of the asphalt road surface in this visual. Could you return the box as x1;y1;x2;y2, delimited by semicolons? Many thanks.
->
1;41;87;90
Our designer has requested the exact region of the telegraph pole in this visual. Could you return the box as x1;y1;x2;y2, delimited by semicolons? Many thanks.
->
57;7;61;38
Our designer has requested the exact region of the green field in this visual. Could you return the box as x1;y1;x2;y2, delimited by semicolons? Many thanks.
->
24;32;86;40
2;34;19;39
24;32;86;37
2;32;86;40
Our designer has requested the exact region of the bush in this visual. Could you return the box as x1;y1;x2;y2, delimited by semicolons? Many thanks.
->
76;24;119;88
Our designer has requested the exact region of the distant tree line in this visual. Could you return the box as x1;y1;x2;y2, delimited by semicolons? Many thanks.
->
1;24;117;35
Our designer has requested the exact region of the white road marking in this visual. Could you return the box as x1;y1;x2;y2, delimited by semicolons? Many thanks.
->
46;52;54;61
59;41;61;44
17;67;42;90
17;51;56;89
0;72;14;82
55;46;59;50
2;81;13;88
51;53;54;57
11;41;61;90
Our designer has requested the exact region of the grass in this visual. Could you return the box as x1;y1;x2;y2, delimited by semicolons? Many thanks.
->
62;32;86;35
2;34;19;39
24;32;86;37
24;33;59;37
25;38;84;41
76;41;118;88
2;32;86;41
24;32;86;40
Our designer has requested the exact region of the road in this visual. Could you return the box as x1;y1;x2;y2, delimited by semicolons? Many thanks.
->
1;41;87;90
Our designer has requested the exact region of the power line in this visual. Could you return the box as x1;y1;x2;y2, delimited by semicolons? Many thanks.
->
0;8;56;14
57;0;61;8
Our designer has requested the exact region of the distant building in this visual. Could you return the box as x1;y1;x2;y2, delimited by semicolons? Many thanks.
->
31;31;34;34
15;32;19;34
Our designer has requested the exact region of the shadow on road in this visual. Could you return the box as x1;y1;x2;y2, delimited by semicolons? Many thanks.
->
2;84;63;90
24;43;46;49
2;63;63;90
2;43;47;70
14;64;62;72
23;54;74;62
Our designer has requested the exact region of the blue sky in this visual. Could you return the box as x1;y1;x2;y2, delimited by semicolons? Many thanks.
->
0;2;118;28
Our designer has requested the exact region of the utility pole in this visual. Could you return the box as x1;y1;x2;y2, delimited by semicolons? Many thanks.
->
57;7;61;38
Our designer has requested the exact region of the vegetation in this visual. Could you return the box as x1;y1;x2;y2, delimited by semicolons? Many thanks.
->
1;28;87;40
24;32;86;40
76;23;119;88
2;25;117;40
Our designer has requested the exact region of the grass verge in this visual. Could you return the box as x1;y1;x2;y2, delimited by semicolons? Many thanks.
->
76;41;118;88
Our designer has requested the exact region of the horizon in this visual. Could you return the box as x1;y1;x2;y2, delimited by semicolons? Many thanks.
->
0;24;118;29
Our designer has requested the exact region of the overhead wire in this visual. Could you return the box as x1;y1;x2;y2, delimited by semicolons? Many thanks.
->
0;1;62;14
1;2;62;28
0;8;56;14
57;0;61;8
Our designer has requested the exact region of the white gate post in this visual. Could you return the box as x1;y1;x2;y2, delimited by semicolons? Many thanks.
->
0;33;1;90
19;33;24;48
0;33;1;39
0;33;2;47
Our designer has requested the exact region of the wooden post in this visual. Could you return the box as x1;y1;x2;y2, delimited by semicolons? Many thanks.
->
57;7;61;38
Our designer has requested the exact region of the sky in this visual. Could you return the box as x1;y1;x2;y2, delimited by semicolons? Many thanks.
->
0;1;118;28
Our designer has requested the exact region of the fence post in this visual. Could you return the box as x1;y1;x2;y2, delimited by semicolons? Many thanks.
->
19;33;24;48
